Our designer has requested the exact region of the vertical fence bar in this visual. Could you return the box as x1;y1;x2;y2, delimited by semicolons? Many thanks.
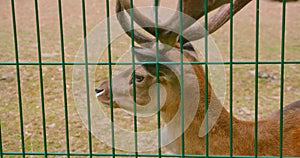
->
10;0;26;157
34;1;48;157
254;0;260;157
204;0;209;157
57;0;70;157
129;0;138;156
279;0;286;157
229;0;234;156
154;0;162;157
81;0;93;157
105;0;116;157
178;0;185;157
0;122;3;158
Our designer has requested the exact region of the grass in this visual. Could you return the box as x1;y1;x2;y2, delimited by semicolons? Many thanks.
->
0;0;299;156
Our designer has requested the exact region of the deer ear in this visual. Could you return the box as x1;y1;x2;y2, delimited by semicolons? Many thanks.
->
134;46;178;78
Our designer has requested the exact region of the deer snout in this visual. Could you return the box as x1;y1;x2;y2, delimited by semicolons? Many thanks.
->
95;87;105;96
95;80;119;108
95;80;110;103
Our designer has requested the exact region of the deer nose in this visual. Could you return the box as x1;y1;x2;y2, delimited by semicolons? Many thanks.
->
95;87;105;96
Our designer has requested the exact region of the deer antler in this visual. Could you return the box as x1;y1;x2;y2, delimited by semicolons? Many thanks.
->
118;0;253;46
116;0;153;45
182;0;253;42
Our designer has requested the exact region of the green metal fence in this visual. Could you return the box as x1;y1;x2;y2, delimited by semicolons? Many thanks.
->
1;0;299;157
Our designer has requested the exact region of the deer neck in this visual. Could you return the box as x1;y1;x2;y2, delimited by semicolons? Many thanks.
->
203;93;255;154
159;60;257;154
161;87;256;154
194;79;256;154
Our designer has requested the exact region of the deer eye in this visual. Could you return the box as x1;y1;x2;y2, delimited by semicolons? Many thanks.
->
135;75;144;83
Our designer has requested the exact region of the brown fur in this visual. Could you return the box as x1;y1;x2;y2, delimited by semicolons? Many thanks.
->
97;49;300;156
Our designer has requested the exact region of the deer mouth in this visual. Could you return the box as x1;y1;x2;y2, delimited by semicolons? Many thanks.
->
95;91;120;108
95;81;119;108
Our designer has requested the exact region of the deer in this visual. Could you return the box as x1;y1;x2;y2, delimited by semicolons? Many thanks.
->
95;0;300;156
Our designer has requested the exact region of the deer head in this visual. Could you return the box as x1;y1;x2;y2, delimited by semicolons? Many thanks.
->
96;45;202;118
96;47;175;112
96;0;252;113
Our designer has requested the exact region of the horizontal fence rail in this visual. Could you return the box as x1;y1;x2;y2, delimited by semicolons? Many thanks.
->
1;60;300;66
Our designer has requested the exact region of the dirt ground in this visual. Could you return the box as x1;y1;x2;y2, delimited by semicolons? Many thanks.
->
0;0;300;157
